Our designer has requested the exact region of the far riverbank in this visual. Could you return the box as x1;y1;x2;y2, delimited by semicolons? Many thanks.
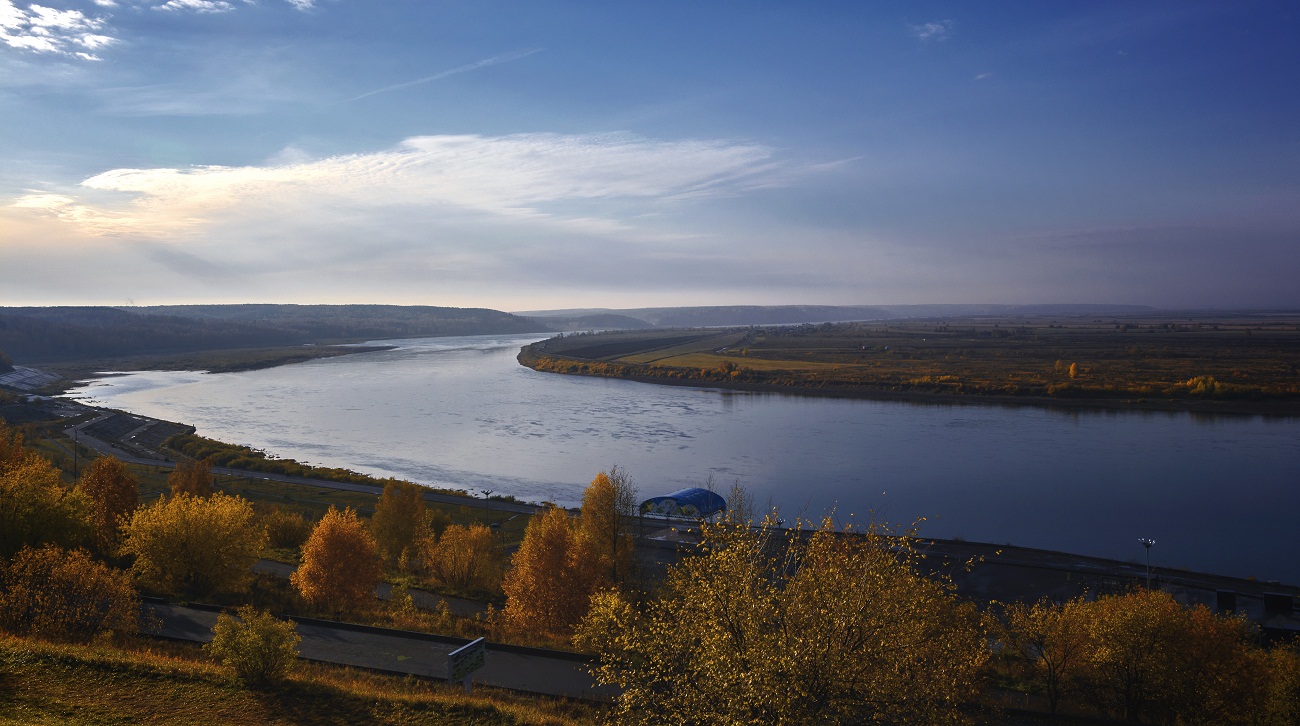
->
519;347;1300;417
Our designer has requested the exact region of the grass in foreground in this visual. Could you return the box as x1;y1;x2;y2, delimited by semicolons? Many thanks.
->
0;633;596;725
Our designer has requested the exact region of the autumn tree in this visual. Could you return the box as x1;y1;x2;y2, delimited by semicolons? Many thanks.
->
0;420;25;470
168;458;214;498
291;506;381;614
1261;641;1300;723
575;517;989;725
419;522;502;595
577;467;638;585
502;506;601;637
206;606;301;687
0;452;93;559
120;492;265;598
76;455;139;550
1072;589;1266;723
0;545;138;642
369;479;426;568
1003;597;1091;714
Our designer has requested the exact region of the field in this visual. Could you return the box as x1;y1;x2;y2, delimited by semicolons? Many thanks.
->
522;314;1300;413
0;633;593;725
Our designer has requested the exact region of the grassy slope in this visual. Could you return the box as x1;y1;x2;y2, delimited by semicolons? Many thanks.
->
0;634;595;725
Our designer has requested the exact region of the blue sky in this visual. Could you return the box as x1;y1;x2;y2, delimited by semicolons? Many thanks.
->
2;1;1297;309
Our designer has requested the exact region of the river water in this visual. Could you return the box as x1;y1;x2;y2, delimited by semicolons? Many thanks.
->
65;333;1300;583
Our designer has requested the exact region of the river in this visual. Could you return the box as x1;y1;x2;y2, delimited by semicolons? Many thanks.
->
65;333;1300;583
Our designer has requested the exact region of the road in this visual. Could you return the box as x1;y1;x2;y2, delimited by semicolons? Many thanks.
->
143;601;612;700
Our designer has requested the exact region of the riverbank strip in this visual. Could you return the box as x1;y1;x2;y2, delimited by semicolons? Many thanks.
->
518;346;1300;417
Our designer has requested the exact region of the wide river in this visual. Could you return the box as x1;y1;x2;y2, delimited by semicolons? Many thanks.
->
66;333;1300;583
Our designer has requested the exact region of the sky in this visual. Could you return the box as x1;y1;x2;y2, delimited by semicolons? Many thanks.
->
1;1;1298;311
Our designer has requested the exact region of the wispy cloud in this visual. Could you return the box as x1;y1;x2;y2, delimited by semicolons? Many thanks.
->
346;47;545;102
8;132;811;238
156;0;237;13
910;19;954;42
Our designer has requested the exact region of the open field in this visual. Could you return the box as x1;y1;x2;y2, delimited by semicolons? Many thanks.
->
0;633;594;725
522;314;1300;414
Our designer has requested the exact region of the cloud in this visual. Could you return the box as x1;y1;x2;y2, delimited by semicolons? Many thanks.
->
1;0;321;61
0;0;114;59
9;132;811;239
155;0;237;12
910;19;954;42
974;72;992;81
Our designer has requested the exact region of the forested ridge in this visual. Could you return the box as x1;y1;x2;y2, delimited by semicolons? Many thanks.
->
0;305;551;363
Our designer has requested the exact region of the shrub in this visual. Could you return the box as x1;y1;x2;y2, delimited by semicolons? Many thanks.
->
259;506;313;550
205;605;300;687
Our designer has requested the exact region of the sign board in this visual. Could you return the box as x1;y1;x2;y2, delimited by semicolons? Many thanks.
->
448;637;486;690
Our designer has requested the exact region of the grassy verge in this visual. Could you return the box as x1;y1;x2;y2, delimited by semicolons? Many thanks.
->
0;633;596;725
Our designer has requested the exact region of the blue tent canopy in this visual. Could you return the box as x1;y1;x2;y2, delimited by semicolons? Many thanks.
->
639;487;727;518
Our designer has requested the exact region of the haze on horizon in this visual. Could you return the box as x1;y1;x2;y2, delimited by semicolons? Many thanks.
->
2;1;1297;311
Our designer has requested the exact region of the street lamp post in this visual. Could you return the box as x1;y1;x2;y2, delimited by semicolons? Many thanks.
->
1138;538;1156;589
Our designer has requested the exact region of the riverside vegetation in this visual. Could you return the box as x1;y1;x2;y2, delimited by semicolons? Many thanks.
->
2;416;1298;723
520;313;1300;413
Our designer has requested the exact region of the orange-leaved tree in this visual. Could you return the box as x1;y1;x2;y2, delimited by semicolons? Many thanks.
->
0;544;138;642
168;458;214;498
502;505;601;638
291;506;381;614
76;455;139;551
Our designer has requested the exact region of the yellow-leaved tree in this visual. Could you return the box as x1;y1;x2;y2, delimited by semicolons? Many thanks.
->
575;516;989;725
76;455;139;551
120;492;265;598
369;479;426;569
577;467;638;585
291;506;381;614
1002;596;1092;714
419;522;502;595
502;505;601;638
0;544;138;642
0;448;93;559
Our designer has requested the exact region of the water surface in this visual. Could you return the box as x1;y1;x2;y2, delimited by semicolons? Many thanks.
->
66;334;1300;583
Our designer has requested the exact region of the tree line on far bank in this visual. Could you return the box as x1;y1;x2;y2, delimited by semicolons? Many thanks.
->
1;419;1298;722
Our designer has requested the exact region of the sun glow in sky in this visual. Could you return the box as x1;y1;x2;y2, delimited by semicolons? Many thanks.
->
2;1;1297;309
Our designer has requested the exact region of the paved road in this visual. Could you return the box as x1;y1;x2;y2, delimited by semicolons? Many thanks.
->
144;602;611;700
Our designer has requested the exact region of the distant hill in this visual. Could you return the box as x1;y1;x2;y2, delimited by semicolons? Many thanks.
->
520;313;656;331
516;304;1157;328
0;305;552;363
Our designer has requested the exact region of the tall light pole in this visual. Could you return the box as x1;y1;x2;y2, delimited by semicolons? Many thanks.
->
1138;538;1156;589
